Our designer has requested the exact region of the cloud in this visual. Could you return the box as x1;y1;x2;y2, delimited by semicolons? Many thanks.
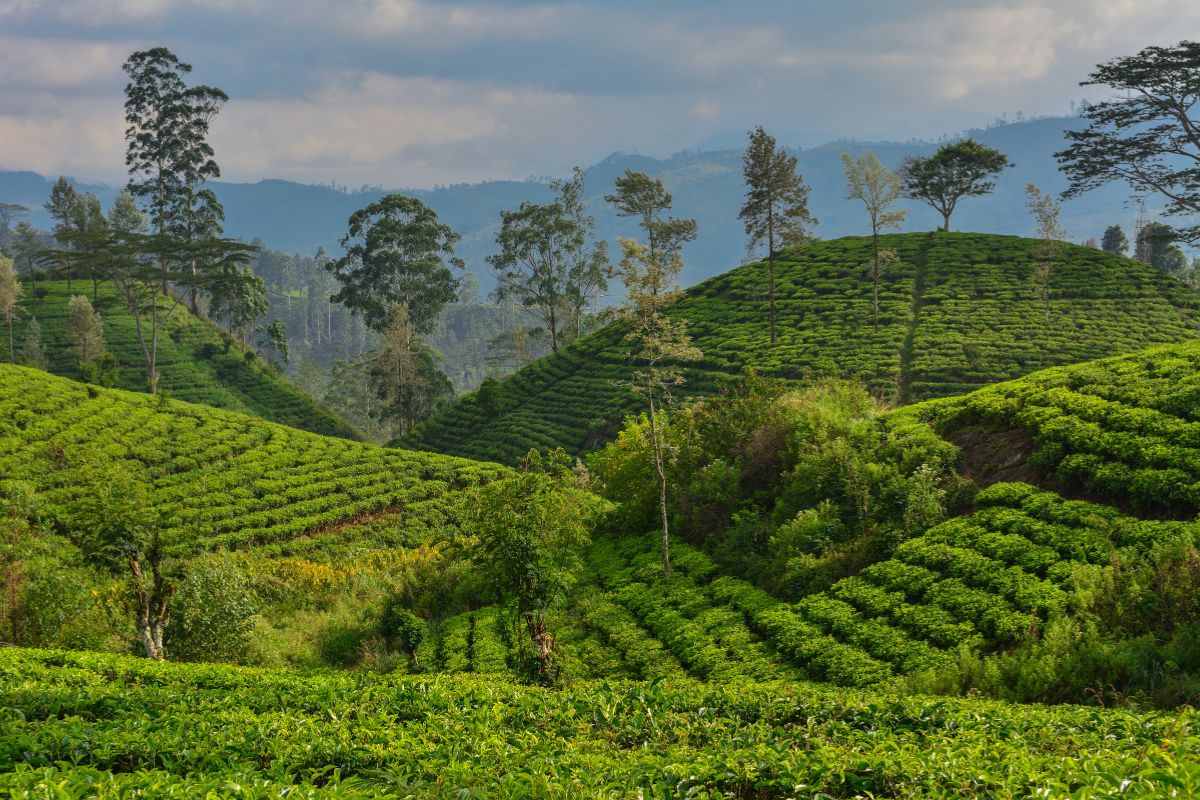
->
2;0;1200;187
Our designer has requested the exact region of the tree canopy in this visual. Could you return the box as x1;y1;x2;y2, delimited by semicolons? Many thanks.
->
327;194;463;334
901;139;1012;231
1057;41;1200;245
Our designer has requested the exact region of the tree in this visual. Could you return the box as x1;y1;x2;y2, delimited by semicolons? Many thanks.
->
0;203;27;254
20;318;47;370
462;450;600;683
9;222;41;312
123;47;228;299
66;295;105;364
605;169;696;265
44;177;79;289
259;318;288;366
1101;225;1129;256
1057;42;1200;245
368;304;454;435
1026;183;1067;322
488;167;608;351
612;237;702;577
741;127;815;344
69;461;171;660
1138;222;1192;277
0;256;21;362
900;139;1012;231
209;265;268;347
71;193;107;302
327;195;462;334
108;189;147;235
842;151;907;329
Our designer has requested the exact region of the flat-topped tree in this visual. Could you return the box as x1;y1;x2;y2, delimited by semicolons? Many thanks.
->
741;127;815;344
1058;41;1200;246
900;139;1012;231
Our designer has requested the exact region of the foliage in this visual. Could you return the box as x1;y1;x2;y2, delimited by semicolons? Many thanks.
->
64;295;104;363
461;449;601;682
0;256;20;363
1057;41;1200;244
327;194;463;334
0;363;506;559
1101;224;1128;256
366;304;454;435
843;151;906;330
901;139;1012;231
488;166;608;352
166;552;257;663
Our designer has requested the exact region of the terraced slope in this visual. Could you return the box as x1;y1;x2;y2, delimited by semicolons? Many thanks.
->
5;647;1200;798
907;339;1200;517
401;232;1200;463
0;365;505;558
12;280;358;438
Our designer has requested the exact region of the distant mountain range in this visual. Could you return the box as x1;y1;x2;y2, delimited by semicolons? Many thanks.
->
0;116;1163;292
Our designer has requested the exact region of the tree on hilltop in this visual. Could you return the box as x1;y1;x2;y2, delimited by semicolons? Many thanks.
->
842;151;906;330
741;127;815;344
900;139;1012;231
1101;224;1129;256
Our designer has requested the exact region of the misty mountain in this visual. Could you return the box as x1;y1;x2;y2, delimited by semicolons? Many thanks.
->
0;116;1161;293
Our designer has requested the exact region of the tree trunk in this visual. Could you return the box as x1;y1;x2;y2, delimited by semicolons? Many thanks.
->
767;205;777;345
871;227;880;331
942;210;952;232
647;387;671;577
6;318;12;363
127;551;172;660
548;305;559;352
92;277;98;304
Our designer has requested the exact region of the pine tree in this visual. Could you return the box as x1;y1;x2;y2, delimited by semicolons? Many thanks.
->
741;127;815;344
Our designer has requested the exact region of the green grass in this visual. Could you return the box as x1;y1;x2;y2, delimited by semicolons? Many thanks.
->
5;647;1200;798
400;232;1200;463
0;364;506;559
11;279;359;438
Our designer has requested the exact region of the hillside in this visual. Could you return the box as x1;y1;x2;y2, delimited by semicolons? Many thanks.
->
0;364;505;559
401;232;1200;463
4;648;1199;798
1;117;1160;292
12;280;359;439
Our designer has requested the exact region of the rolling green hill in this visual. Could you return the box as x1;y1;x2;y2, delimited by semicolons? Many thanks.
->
12;280;359;438
400;231;1200;463
5;647;1200;798
0;364;505;559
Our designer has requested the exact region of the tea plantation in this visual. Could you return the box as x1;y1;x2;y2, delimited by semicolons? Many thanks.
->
911;339;1200;517
11;280;359;438
400;232;1200;463
0;364;505;558
6;647;1200;798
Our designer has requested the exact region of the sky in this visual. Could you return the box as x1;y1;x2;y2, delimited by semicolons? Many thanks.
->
1;0;1197;189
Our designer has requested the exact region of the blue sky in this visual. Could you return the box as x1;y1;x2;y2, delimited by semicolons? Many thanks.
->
1;0;1196;187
